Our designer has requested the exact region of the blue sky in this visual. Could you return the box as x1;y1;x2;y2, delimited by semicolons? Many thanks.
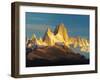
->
26;12;89;40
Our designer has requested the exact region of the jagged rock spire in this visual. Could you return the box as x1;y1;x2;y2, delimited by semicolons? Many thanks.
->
54;23;69;41
31;34;36;41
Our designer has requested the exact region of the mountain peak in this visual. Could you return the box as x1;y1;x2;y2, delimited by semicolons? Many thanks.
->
47;27;52;34
54;23;69;41
31;34;37;41
58;23;65;28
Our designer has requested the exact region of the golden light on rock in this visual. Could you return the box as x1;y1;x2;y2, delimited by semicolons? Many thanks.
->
27;23;89;53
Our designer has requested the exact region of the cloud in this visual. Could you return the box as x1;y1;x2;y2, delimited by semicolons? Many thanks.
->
26;24;49;32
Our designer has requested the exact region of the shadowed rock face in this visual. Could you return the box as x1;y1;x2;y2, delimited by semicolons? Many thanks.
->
26;45;89;67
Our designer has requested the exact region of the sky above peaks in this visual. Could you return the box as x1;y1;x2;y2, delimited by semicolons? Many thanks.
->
26;12;89;40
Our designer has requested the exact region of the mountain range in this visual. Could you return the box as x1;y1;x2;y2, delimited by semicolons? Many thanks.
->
26;23;89;67
27;23;89;52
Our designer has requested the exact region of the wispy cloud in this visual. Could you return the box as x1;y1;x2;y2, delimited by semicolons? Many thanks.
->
26;24;49;31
